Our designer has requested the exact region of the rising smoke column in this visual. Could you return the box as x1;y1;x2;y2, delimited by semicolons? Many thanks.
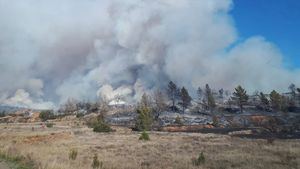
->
0;0;299;109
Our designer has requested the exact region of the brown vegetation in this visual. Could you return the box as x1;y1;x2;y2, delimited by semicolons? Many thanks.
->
1;122;298;169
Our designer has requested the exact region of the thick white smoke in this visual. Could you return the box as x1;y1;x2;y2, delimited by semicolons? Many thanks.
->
0;0;299;108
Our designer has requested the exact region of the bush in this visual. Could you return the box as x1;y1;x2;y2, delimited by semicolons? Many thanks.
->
192;152;205;166
93;122;113;133
69;149;78;160
46;123;54;128
39;110;55;122
174;116;183;125
212;115;219;127
139;130;150;141
92;154;103;169
76;113;84;118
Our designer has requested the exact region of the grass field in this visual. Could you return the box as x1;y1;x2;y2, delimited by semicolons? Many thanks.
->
0;122;299;169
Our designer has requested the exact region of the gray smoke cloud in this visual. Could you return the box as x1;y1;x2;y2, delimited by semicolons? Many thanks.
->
0;0;299;109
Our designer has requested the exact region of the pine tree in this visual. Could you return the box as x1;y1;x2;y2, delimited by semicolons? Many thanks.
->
259;92;269;110
179;87;192;113
204;84;215;113
232;85;248;113
167;81;180;112
270;90;281;112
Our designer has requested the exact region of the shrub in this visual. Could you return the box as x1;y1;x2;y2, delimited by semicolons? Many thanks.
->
212;115;219;127
46;123;54;128
174;116;183;125
139;130;150;141
76;113;84;118
39;110;55;122
92;154;103;169
267;138;275;144
192;152;205;166
135;107;153;131
69;149;78;160
86;114;112;133
93;122;113;133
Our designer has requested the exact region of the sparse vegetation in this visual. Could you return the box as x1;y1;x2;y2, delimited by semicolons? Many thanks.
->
139;130;150;141
91;154;103;169
192;152;205;166
45;123;54;128
69;149;78;160
0;151;35;169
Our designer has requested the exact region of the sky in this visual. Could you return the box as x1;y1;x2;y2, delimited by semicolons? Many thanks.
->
0;0;300;109
231;0;300;68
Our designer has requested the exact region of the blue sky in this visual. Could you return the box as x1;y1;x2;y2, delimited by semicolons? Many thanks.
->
231;0;300;69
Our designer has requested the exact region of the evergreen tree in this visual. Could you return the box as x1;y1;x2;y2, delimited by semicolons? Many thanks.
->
140;93;151;108
270;90;281;111
204;84;216;113
219;88;224;99
289;83;296;98
179;87;192;113
259;92;269;110
167;81;180;112
232;85;249;113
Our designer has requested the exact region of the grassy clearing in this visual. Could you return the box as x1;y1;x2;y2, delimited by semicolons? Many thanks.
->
0;122;299;169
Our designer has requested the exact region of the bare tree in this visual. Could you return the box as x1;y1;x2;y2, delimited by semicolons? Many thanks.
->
153;90;168;113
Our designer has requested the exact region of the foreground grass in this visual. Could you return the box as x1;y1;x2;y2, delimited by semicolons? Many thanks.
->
0;152;34;169
0;122;299;169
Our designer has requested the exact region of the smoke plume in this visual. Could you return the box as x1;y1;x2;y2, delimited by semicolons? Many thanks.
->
0;0;299;109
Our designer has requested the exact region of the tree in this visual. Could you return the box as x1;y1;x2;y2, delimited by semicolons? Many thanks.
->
289;83;296;98
219;88;224;99
152;90;167;114
197;87;203;102
259;92;269;110
167;81;180;112
270;90;281;111
139;93;152;109
179;87;192;113
39;110;54;122
204;84;216;113
135;106;153;131
135;94;153;131
232;85;249;113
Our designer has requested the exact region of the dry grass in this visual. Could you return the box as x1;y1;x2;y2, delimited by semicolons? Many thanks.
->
0;122;299;169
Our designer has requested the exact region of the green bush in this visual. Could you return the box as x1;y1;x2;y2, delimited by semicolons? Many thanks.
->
69;149;78;160
76;113;84;118
39;110;55;122
192;152;205;166
92;154;103;169
93;121;112;133
46;123;54;128
139;130;150;141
